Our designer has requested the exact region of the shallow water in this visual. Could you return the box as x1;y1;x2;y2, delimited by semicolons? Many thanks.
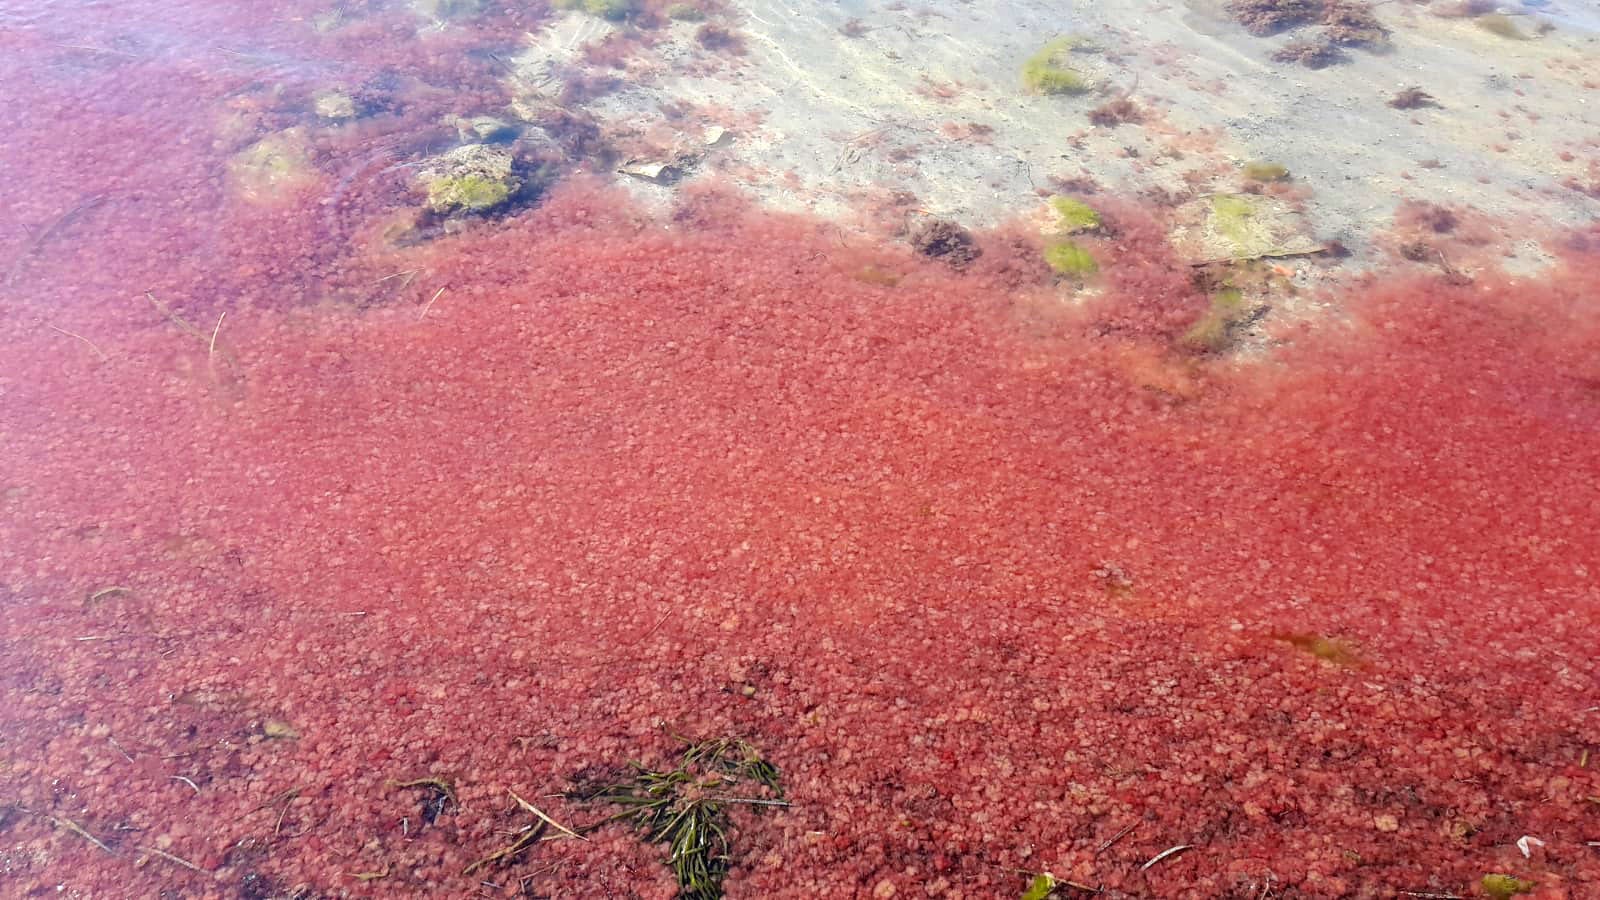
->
2;2;1598;898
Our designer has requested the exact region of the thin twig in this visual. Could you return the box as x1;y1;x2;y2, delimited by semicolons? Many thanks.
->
208;312;225;366
171;776;201;795
509;790;585;841
52;815;114;854
1139;844;1192;872
140;846;204;871
108;736;134;762
418;287;445;321
1096;823;1136;855
47;325;109;362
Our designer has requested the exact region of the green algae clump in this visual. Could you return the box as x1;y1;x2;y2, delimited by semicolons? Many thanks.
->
427;174;511;214
1049;196;1102;233
1022;38;1090;94
1242;161;1290;182
1211;195;1260;247
1481;874;1535;899
1276;632;1362;666
665;2;706;20
1043;241;1098;277
1476;14;1530;40
1181;288;1247;353
555;0;638;20
1020;872;1057;900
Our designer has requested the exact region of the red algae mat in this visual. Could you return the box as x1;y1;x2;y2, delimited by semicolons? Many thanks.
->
3;5;1600;900
3;188;1599;898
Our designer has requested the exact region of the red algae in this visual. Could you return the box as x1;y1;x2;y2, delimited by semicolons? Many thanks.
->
2;5;1600;900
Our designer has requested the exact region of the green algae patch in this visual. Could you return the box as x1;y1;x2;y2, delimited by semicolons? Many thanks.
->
1276;632;1362;666
1242;161;1290;183
228;130;316;204
1481;874;1535;899
427;175;511;213
1049;196;1102;233
555;0;638;20
1169;193;1321;263
665;2;706;20
1180;288;1247;353
1043;241;1098;277
1020;872;1057;900
1022;38;1091;94
1476;14;1530;40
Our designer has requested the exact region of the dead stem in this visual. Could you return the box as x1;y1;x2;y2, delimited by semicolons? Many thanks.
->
349;867;390;881
171;776;201;794
52;815;114;854
385;777;458;807
107;736;134;762
139;846;204;871
418;287;445;321
208;312;225;368
1095;823;1136;855
508;790;585;841
375;270;419;288
47;325;110;362
463;821;546;875
1139;844;1192;871
8;194;109;286
144;291;209;343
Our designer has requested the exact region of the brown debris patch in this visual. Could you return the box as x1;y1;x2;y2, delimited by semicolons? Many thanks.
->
908;218;982;269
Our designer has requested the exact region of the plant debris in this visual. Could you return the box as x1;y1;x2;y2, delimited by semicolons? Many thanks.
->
909;218;981;268
575;738;785;900
1271;37;1345;69
1389;88;1440;110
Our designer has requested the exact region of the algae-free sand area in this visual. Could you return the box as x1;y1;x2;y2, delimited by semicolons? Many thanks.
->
1;1;1597;898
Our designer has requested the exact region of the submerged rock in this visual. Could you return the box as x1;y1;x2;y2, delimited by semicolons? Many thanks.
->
417;144;521;216
228;129;316;203
312;89;357;121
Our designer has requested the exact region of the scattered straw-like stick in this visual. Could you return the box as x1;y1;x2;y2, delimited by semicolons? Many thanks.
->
144;291;209;342
108;736;134;762
52;815;114;854
349;867;390;881
1096;823;1136;855
171;776;201;795
463;821;545;875
375;270;419;287
509;790;585;841
47;325;109;362
140;846;203;871
208;312;225;365
1139;844;1192;872
418;287;445;321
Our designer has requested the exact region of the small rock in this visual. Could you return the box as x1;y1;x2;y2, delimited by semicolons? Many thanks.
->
417;144;521;216
1373;813;1399;832
262;718;299;740
312;90;357;121
228;129;316;203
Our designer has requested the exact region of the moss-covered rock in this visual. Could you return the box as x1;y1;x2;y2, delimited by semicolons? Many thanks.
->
417;144;521;216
